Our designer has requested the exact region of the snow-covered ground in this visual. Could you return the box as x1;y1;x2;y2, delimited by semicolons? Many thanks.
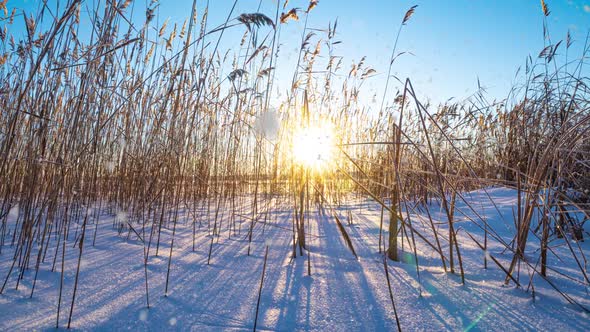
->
0;187;589;331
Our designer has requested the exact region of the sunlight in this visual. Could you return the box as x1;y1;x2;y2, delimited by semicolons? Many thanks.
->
292;123;335;171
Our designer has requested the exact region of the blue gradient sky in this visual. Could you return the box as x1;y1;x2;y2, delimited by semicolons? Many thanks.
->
6;0;590;105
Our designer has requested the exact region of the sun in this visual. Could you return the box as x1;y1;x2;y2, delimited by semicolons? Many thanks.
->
292;123;336;171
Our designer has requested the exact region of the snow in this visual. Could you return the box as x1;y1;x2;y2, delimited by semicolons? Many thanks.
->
254;110;280;141
0;187;589;331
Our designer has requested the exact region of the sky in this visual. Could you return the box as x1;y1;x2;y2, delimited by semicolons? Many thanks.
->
5;0;590;106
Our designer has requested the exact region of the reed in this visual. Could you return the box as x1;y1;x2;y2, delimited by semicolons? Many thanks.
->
0;1;589;328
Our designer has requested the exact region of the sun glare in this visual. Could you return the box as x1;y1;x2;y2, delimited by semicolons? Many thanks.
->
292;123;336;171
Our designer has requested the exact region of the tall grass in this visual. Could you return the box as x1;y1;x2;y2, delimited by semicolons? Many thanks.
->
0;0;589;328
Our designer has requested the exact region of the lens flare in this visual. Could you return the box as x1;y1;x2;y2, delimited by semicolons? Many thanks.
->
292;123;335;171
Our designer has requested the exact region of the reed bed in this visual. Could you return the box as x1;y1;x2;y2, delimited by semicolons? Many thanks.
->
0;0;589;328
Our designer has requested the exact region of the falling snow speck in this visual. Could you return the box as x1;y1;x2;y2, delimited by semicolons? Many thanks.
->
139;309;148;322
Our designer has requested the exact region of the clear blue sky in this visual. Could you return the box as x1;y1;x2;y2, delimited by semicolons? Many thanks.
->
6;0;590;106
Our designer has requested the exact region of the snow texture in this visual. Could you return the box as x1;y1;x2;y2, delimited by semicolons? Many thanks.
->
0;187;589;331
